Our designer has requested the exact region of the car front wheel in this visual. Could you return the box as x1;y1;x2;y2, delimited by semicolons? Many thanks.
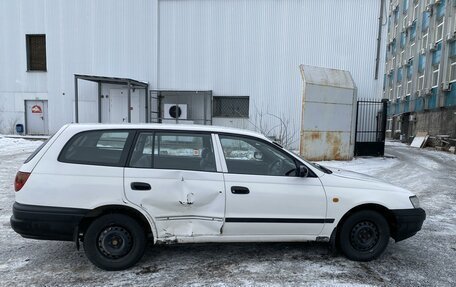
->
83;213;147;270
338;210;390;261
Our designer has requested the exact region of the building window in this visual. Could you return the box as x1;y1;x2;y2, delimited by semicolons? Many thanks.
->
400;32;407;49
435;0;446;19
422;11;431;31
396;68;403;99
421;32;428;50
432;42;442;66
409;21;417;42
26;34;46;71
432;40;443;87
387;118;393;132
403;15;408;30
435;18;444;43
395;116;402;133
406;79;413;96
418;74;425;91
403;0;409;14
409;42;415;60
449;58;456;82
418;53;426;73
450;42;456;82
432;65;440;88
412;2;419;20
213;96;249;118
394;8;399;25
406;61;413;96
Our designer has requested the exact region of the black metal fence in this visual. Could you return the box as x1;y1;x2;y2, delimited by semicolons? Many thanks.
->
354;99;388;157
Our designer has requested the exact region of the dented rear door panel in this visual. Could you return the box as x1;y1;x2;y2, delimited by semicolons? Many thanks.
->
124;168;225;240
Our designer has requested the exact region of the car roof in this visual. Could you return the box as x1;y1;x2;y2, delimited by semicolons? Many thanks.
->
64;123;270;140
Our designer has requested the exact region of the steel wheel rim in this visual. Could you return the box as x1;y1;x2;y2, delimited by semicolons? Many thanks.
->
349;220;380;251
97;226;133;259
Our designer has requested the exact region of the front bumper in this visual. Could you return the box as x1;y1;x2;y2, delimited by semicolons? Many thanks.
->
10;202;89;241
391;208;426;242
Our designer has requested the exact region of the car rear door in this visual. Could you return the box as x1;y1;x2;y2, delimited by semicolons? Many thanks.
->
216;134;328;236
124;131;225;239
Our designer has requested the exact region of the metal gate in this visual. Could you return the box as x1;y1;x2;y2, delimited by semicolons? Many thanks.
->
354;99;388;157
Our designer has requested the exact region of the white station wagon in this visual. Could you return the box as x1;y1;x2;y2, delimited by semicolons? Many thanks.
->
11;124;425;270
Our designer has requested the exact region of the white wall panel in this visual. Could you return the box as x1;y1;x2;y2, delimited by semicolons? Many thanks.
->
0;0;387;147
158;0;387;147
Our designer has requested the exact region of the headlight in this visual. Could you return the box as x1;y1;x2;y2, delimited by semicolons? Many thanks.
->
409;196;420;208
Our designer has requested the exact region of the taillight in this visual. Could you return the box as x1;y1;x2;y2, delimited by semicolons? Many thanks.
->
14;171;31;192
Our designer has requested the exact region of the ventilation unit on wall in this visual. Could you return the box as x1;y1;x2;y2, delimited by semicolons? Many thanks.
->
442;82;451;91
164;104;188;120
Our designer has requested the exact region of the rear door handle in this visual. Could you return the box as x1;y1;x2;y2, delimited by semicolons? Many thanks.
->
130;182;151;191
231;186;250;194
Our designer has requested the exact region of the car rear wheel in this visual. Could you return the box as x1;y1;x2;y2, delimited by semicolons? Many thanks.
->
83;214;147;270
339;210;390;261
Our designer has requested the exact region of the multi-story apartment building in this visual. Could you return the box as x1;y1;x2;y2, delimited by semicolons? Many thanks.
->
384;0;456;141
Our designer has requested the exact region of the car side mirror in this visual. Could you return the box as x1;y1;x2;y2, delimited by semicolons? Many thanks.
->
298;165;309;177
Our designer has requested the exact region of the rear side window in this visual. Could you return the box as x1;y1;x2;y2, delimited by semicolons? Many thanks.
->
59;130;132;166
129;132;216;172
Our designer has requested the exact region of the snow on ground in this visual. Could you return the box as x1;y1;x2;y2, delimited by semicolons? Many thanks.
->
0;137;455;286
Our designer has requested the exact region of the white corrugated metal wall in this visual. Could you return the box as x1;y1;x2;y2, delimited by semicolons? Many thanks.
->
0;0;386;148
0;0;157;132
158;0;386;147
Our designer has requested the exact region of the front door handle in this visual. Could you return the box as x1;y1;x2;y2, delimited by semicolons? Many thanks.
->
231;186;250;194
130;182;151;191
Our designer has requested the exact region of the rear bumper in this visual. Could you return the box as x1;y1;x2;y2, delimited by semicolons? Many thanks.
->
10;202;89;241
391;208;426;242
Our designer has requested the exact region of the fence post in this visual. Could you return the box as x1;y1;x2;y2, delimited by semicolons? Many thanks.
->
381;99;388;143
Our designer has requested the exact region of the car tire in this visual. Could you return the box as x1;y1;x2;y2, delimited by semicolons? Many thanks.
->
83;213;147;271
338;210;390;261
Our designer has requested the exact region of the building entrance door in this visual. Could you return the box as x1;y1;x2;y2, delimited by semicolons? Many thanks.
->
25;100;49;135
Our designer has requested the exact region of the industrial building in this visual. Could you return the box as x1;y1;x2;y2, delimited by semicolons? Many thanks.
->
384;0;456;141
0;0;387;151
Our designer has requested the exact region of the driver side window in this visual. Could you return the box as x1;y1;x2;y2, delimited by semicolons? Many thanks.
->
219;135;297;176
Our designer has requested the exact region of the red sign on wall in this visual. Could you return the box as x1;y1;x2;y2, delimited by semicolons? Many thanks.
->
31;105;42;114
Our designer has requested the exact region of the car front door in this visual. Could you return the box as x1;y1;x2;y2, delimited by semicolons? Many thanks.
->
217;134;328;236
124;131;225;240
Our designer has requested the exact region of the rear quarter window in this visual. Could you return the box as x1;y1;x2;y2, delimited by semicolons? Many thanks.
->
58;130;133;166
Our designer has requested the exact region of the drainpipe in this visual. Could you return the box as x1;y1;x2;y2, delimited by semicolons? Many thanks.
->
375;0;385;80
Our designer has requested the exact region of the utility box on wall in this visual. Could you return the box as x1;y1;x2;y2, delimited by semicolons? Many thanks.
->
299;65;357;160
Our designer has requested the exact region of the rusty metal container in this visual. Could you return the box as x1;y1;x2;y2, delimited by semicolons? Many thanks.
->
299;65;357;160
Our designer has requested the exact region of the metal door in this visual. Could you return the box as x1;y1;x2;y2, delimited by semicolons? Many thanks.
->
109;89;140;123
25;100;49;135
109;89;128;123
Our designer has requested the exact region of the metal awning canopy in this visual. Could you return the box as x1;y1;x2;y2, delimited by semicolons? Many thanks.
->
74;74;149;123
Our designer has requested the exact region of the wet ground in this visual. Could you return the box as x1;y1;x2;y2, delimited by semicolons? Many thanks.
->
0;138;455;286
